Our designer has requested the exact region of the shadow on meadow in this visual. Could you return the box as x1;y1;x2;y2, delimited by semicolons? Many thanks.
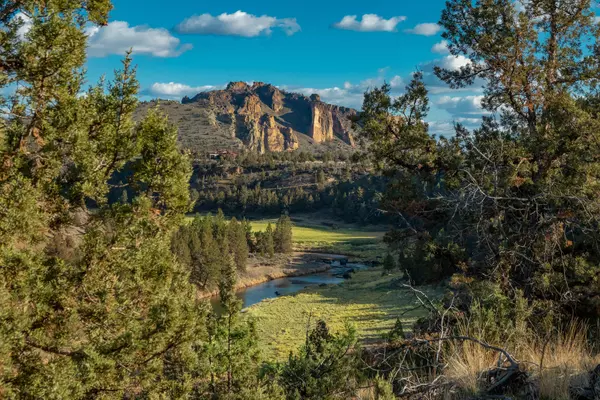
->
246;267;444;359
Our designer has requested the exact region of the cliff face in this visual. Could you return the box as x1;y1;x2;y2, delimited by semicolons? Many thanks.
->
309;102;334;143
180;81;357;153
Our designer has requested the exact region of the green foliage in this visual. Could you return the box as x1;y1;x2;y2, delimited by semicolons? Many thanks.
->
315;169;326;189
192;162;387;225
0;2;211;397
279;320;361;399
255;223;275;258
462;282;536;348
387;318;405;343
229;217;249;272
382;253;396;275
274;215;293;254
374;375;396;400
200;257;270;399
132;107;192;214
361;0;600;324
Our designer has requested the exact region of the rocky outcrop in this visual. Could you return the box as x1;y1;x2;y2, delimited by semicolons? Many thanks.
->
179;81;358;152
253;82;284;113
227;81;250;92
308;101;356;146
282;127;299;150
238;94;262;119
332;107;357;147
261;115;284;152
309;102;334;143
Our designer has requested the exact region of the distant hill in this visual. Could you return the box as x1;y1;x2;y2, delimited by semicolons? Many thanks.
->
135;81;359;155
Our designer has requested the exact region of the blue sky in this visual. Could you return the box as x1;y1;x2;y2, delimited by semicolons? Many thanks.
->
77;0;595;135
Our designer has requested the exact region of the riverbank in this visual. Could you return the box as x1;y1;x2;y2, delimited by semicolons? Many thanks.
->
198;252;349;299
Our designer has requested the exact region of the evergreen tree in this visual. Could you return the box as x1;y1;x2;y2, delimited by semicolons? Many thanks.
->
279;321;360;399
0;2;206;397
315;169;326;189
242;218;255;252
203;257;265;399
274;215;294;254
120;189;128;204
382;253;396;275
189;216;221;289
214;208;229;254
229;217;249;272
361;0;600;320
264;223;275;258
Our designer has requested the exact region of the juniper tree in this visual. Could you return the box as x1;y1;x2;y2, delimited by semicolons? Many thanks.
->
279;321;360;400
202;256;265;399
242;218;255;252
362;0;600;321
264;223;275;258
189;215;221;290
274;215;293;254
382;253;396;276
0;2;207;397
229;217;249;272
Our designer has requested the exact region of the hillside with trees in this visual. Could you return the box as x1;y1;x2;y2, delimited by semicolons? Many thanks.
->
1;0;599;399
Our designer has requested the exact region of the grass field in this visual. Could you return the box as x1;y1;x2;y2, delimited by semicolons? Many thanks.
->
246;267;444;360
250;216;387;259
252;220;384;242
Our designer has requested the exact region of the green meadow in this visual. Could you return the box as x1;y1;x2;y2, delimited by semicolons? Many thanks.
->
249;217;387;259
246;267;444;360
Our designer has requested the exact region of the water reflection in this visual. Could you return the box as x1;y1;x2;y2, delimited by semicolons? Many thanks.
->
210;264;366;313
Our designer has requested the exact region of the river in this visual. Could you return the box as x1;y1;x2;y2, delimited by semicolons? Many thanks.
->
210;263;368;313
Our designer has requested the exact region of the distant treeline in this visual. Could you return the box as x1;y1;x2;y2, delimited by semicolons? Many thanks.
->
187;150;387;224
194;177;386;224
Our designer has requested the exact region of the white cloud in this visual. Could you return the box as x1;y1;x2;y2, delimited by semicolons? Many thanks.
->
431;40;449;54
333;14;406;32
428;120;456;136
14;12;32;40
146;82;222;98
595;16;600;23
436;95;487;116
175;11;300;37
284;69;405;109
439;54;471;70
428;117;482;136
417;55;480;94
456;117;482;125
86;21;192;57
405;23;442;36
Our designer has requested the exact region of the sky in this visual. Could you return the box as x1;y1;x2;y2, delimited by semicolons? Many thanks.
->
70;0;596;136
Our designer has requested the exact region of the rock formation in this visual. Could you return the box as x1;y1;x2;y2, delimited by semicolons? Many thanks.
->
178;81;358;153
261;115;284;152
309;102;334;143
227;81;250;92
282;127;299;150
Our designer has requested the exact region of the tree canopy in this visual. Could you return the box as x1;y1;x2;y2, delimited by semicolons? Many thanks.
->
362;0;600;322
0;2;207;397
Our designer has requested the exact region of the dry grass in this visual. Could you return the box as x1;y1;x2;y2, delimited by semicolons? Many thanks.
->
525;322;599;400
442;321;599;399
445;341;498;394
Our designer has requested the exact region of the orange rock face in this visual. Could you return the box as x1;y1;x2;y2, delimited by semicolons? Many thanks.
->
181;81;357;151
261;115;285;152
309;102;334;143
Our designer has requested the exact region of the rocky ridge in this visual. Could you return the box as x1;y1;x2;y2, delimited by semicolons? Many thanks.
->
180;81;357;153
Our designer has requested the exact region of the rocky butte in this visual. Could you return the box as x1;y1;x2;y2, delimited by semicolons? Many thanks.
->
177;81;357;153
